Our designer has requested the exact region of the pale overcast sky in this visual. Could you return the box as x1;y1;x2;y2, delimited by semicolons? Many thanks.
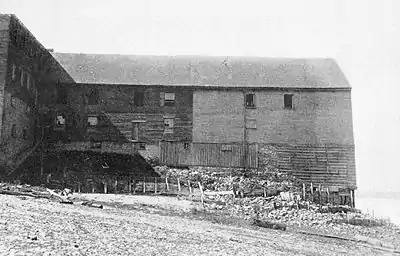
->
1;0;399;192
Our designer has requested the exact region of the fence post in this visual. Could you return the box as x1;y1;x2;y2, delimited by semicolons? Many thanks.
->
318;184;322;205
198;182;204;207
128;177;132;194
143;177;146;194
103;181;107;194
188;180;192;194
78;183;81;193
154;177;158;194
302;183;306;200
114;178;118;193
310;183;314;202
177;178;181;192
91;182;95;193
166;177;169;191
326;187;330;204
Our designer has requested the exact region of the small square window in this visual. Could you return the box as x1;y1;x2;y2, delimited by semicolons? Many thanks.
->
164;92;175;106
87;116;98;126
183;142;190;149
284;94;293;109
246;119;257;129
56;115;66;125
164;118;174;133
245;93;256;108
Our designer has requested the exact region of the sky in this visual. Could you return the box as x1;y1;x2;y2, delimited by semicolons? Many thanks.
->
1;0;399;192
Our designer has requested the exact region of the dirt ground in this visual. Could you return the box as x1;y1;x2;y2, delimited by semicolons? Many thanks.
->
0;194;396;256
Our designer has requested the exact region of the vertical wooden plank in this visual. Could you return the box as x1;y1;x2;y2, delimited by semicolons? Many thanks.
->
310;183;314;202
326;187;330;204
302;183;306;200
103;181;107;194
114;179;118;193
78;183;81;193
198;182;204;206
166;177;169;191
154;177;158;194
188;180;192;194
143;177;146;193
177;178;181;191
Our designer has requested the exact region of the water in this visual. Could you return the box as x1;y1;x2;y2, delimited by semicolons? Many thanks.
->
356;192;400;226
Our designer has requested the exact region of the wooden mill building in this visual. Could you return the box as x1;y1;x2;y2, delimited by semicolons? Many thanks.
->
0;14;356;191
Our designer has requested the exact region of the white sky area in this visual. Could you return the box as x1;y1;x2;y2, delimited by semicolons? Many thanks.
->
1;0;399;192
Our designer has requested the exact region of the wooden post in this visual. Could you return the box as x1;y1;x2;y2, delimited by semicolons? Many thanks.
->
91;183;95;193
318;184;322;205
302;183;306;200
177;178;181;192
188;180;192;194
114;179;118;193
143;177;146;193
133;180;136;195
350;189;354;208
263;187;267;197
326;187;330;204
103;181;107;194
166;177;169;191
78;183;81;193
128;178;132;194
154;177;158;194
310;183;314;202
198;182;204;206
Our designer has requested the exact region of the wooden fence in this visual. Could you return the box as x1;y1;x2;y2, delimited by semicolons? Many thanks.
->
160;142;258;168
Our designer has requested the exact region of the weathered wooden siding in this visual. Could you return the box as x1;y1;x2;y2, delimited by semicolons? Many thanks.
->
247;91;354;145
53;85;193;145
193;89;354;145
261;144;356;189
193;90;244;143
160;142;258;168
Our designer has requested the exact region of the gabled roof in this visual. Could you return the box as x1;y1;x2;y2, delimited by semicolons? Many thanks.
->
51;52;350;88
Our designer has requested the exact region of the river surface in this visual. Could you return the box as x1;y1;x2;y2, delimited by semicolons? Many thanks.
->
356;192;400;225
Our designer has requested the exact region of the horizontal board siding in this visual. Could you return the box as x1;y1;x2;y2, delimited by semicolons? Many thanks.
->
265;144;356;189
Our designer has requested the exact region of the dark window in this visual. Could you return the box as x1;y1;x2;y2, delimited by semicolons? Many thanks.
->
134;91;144;107
57;86;67;104
284;94;293;109
245;93;256;108
87;89;99;105
11;124;17;138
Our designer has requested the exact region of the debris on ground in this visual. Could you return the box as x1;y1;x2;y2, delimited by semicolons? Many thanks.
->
0;182;73;204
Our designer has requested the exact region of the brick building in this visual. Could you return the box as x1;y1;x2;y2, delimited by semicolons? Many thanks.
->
0;14;356;190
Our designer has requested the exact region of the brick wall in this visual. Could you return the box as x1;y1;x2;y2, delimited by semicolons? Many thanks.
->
193;89;354;146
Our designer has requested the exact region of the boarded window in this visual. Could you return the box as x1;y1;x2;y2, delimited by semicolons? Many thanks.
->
11;124;17;138
87;116;98;126
131;122;140;141
284;94;293;109
56;115;66;125
134;91;144;107
245;119;257;129
245;93;256;108
164;92;175;106
164;118;174;133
